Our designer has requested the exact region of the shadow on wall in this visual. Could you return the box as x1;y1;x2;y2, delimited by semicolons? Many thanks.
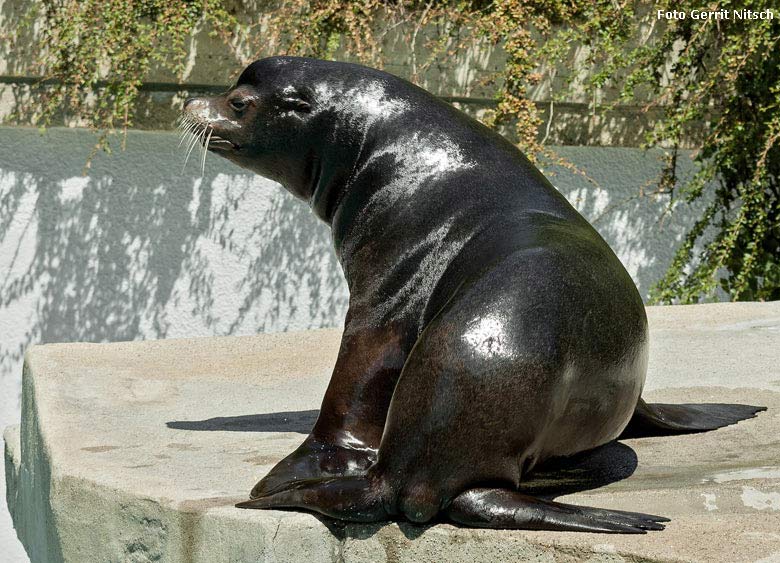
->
0;127;350;385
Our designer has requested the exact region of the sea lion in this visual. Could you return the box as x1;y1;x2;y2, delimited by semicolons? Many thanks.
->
181;56;765;533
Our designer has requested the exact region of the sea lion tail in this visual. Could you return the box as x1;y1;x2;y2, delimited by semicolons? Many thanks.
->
618;398;766;439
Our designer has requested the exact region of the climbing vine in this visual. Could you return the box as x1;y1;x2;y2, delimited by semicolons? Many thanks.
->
11;0;237;156
10;0;780;301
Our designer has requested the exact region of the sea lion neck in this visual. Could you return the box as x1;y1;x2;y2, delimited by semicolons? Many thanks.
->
307;135;363;224
305;77;416;224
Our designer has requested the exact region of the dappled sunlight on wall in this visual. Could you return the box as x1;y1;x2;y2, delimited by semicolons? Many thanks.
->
0;127;350;395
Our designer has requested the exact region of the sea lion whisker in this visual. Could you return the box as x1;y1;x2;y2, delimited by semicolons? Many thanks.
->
182;129;197;165
182;117;197;134
176;118;188;138
182;124;204;171
182;121;199;145
178;121;196;147
177;117;191;133
201;128;213;176
197;123;208;150
192;123;208;158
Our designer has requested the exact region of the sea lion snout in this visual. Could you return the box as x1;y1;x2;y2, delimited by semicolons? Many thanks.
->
181;95;210;118
180;90;263;159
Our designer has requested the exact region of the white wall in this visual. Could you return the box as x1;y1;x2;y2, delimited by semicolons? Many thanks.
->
0;126;709;560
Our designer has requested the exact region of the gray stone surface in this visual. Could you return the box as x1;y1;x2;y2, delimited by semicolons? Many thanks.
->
5;301;780;562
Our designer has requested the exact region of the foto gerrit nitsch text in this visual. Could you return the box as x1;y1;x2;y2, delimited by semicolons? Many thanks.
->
657;9;774;21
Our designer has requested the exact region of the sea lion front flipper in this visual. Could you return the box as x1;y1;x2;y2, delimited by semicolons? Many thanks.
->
446;488;668;534
248;436;376;499
235;475;388;522
619;399;766;439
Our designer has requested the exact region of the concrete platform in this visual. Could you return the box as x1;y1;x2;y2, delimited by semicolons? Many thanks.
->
5;302;780;562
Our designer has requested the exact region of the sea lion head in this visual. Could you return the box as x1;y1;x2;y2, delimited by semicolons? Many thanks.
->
181;56;414;218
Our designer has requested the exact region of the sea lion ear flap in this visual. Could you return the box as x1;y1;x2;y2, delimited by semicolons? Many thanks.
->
276;86;313;113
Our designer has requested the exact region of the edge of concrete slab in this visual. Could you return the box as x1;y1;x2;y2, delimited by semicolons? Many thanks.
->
4;425;21;534
6;302;780;562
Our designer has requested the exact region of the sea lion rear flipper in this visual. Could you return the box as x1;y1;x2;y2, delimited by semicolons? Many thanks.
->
619;398;766;439
446;488;668;533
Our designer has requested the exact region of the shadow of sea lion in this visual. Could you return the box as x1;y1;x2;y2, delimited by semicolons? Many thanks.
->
518;441;638;499
166;410;319;434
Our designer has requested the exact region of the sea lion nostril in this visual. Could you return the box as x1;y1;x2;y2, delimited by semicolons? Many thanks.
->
183;97;197;109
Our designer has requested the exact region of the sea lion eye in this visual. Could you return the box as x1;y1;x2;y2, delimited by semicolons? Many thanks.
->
229;98;247;112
